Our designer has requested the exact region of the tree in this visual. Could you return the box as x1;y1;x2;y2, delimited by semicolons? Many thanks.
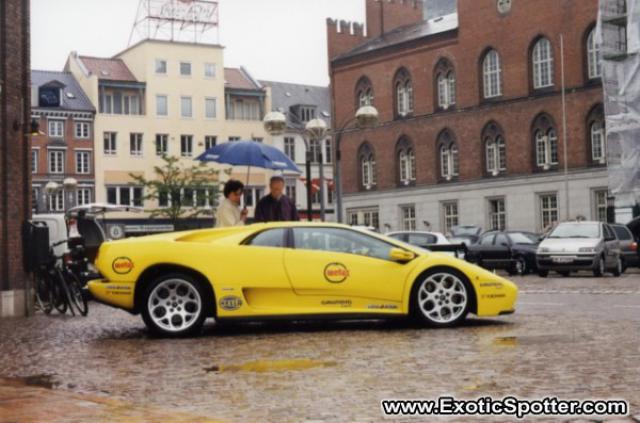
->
129;155;223;229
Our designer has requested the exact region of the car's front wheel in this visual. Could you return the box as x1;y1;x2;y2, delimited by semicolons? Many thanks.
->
508;256;527;276
141;273;207;337
593;256;605;277
412;269;470;327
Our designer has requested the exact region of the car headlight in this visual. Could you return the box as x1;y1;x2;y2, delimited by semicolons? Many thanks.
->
538;247;550;253
579;247;596;253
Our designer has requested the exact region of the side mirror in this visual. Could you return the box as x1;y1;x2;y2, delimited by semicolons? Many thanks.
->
389;248;416;263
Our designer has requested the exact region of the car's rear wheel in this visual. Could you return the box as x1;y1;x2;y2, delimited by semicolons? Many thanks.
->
508;256;527;276
612;256;623;277
558;271;571;277
593;256;605;277
141;273;207;337
538;270;549;278
412;269;470;327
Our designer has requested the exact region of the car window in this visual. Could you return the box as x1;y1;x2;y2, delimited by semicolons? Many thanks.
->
612;226;632;240
495;234;509;246
548;223;600;239
387;233;405;242
508;232;536;244
293;227;395;261
603;225;615;240
407;233;437;245
480;234;495;245
246;229;287;248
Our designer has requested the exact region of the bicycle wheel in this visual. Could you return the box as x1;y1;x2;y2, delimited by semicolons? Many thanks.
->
34;270;53;315
51;268;71;316
64;269;88;316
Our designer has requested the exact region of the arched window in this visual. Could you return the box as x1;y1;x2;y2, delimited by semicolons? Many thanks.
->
587;27;602;79
482;49;502;99
358;143;377;190
587;104;606;164
437;130;459;181
434;58;456;109
394;68;414;117
355;76;374;109
395;137;416;186
532;114;558;169
532;37;554;89
483;122;507;176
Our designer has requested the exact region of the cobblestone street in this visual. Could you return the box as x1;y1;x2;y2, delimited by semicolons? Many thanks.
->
1;272;640;422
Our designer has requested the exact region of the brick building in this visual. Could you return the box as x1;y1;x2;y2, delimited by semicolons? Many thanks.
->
31;70;96;214
0;0;31;316
328;0;607;234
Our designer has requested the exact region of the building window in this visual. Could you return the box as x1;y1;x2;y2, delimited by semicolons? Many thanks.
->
587;27;602;79
180;62;192;76
347;208;380;231
31;150;38;174
205;136;217;150
401;205;416;231
284;137;296;161
594;190;608;222
230;99;261;121
76;188;91;206
48;150;64;174
204;63;216;78
155;59;167;75
181;135;193;157
311;190;321;205
48;190;64;212
483;122;506;176
156;95;168;116
299;106;316;123
587;104;606;164
488;198;506;231
285;179;297;204
104;132;117;156
75;151;90;174
355;76;374;108
396;137;416;186
48;120;64;138
205;97;216;118
532;37;554;89
438;129;459;181
394;68;414;117
252;137;263;143
358;143;376;190
130;133;143;157
443;202;459;233
532;114;558;169
310;139;322;163
75;122;90;139
482;49;502;99
434;58;456;109
155;134;168;156
540;193;559;230
228;136;241;142
107;186;143;207
180;96;193;118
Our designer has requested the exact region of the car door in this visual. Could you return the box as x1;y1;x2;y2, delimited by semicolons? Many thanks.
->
283;227;416;311
469;233;495;263
603;224;620;266
492;233;513;269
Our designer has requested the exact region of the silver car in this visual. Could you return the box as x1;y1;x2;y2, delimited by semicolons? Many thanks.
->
536;221;622;277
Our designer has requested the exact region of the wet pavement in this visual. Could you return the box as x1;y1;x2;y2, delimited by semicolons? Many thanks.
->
1;271;640;422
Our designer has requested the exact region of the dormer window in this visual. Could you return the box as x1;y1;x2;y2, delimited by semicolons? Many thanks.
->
38;85;62;108
300;106;316;123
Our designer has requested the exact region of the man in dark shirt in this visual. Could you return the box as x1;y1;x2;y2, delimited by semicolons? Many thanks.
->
254;176;300;222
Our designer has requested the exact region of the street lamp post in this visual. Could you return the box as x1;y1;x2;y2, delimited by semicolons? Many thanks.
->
63;177;78;211
305;118;329;221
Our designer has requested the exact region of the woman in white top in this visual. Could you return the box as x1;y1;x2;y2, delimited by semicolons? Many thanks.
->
215;179;248;228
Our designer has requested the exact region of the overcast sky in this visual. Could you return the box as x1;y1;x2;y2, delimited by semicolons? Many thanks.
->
31;0;365;86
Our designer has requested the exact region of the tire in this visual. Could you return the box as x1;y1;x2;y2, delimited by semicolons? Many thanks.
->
558;271;571;277
34;270;53;315
50;269;69;315
593;256;605;277
64;270;89;316
612;256;622;277
141;273;208;337
411;268;471;328
508;256;527;276
538;270;549;278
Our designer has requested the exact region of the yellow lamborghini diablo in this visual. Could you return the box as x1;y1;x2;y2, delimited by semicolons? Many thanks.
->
87;222;518;337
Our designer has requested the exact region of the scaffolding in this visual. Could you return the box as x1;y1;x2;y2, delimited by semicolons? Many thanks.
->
128;0;219;46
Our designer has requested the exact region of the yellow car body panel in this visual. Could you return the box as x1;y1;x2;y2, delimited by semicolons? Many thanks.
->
87;223;517;320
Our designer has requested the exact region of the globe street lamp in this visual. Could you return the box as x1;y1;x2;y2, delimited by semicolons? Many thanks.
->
305;118;329;221
334;105;379;223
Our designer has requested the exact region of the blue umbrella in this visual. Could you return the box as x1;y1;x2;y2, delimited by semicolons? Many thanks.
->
196;140;301;174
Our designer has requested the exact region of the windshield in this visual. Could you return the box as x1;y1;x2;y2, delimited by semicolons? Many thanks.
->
450;226;480;236
508;232;538;244
548;223;600;239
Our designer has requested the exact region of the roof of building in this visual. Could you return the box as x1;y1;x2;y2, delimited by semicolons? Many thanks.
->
77;56;138;82
334;12;458;62
31;70;95;112
225;67;263;91
260;80;331;128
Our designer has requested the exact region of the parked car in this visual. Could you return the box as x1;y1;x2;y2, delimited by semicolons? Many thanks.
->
611;223;639;270
447;225;483;246
466;231;540;275
386;231;465;258
536;221;622;277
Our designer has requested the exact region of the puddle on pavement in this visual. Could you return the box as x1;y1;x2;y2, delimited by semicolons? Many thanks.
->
205;359;337;373
17;374;60;389
492;334;592;347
